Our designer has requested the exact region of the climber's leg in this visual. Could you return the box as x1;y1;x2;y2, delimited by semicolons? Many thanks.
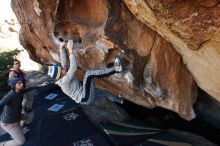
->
81;78;95;105
80;56;123;105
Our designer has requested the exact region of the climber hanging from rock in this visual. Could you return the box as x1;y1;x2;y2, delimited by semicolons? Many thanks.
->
43;38;123;105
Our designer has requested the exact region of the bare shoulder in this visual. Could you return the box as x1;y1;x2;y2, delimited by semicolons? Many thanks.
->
9;71;17;78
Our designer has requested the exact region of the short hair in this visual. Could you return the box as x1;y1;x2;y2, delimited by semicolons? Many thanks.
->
12;59;20;65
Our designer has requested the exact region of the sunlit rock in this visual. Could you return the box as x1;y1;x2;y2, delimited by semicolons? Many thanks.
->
11;0;220;120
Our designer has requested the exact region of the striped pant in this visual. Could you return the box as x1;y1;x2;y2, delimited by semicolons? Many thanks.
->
81;66;116;105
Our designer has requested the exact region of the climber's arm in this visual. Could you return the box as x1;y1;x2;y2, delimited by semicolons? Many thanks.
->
60;42;68;70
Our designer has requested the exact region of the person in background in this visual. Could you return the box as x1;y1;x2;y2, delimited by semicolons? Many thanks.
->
8;59;25;87
0;78;46;146
44;39;123;105
8;59;32;114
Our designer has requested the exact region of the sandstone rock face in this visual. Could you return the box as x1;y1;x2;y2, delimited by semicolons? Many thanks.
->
11;0;219;120
123;0;220;101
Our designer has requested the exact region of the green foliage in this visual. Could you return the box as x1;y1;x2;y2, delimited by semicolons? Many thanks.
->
0;49;21;71
0;49;21;97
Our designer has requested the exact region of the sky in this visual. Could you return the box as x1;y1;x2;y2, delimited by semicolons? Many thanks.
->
0;0;40;71
0;0;21;49
0;0;16;21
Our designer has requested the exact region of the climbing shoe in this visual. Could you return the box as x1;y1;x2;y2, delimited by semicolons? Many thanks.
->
114;55;122;72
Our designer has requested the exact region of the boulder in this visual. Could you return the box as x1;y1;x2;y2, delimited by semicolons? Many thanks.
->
11;0;220;120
